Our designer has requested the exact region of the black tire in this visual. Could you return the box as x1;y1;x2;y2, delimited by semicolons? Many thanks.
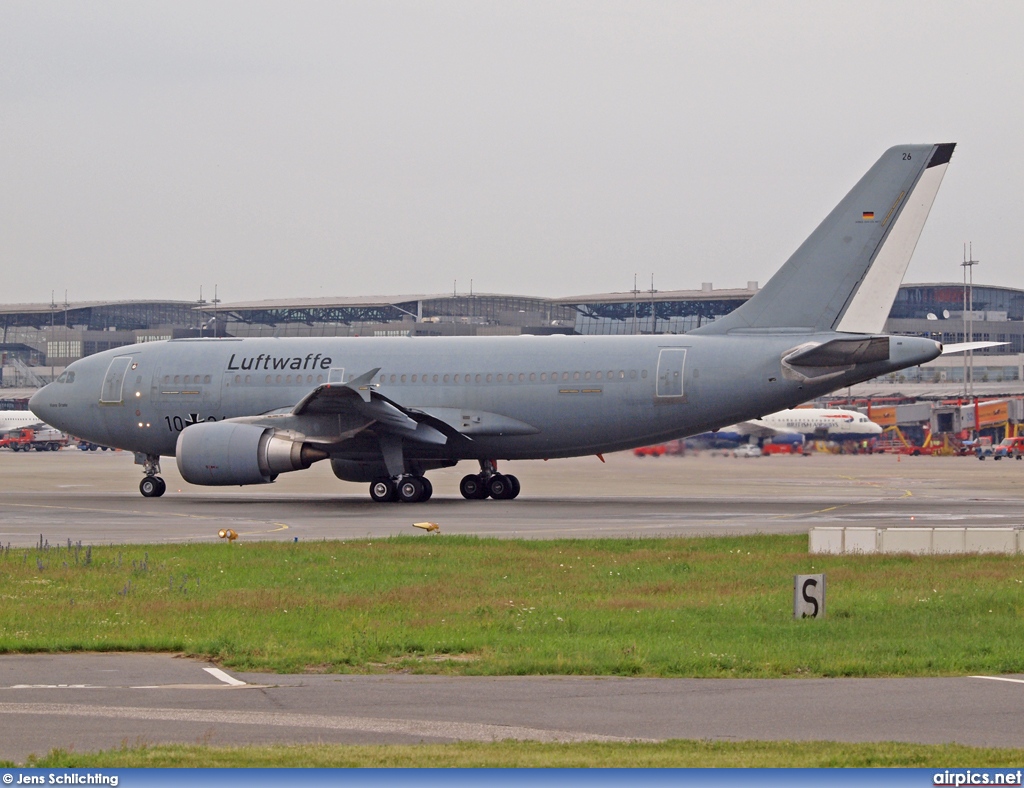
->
140;476;162;498
419;477;433;502
460;474;486;500
397;476;425;503
370;479;398;503
154;477;167;497
505;474;521;500
487;473;513;500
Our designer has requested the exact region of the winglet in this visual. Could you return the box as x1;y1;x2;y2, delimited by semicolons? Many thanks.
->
342;368;381;402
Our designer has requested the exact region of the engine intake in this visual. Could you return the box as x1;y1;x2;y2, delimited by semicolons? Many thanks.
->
176;421;327;486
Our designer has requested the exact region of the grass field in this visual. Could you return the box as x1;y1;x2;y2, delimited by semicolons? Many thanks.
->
2;533;1023;677
11;739;1024;768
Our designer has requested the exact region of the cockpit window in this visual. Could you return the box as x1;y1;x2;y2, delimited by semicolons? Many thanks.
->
55;371;76;384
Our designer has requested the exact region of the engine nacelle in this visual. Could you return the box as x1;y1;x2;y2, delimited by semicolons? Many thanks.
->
176;421;327;486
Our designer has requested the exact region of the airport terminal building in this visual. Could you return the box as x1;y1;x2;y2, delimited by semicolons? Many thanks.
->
3;283;1024;395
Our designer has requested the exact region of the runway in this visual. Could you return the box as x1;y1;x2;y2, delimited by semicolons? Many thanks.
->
2;448;1024;546
2;653;1024;761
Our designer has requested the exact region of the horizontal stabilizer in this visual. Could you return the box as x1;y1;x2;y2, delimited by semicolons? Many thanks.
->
783;336;890;368
941;341;1009;355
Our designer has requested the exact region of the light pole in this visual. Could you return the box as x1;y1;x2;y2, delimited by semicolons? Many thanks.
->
961;243;979;400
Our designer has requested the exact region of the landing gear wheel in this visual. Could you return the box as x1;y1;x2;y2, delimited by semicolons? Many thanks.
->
397;476;425;503
460;474;488;500
419;477;433;502
140;476;166;498
370;478;398;503
505;474;521;500
487;473;514;500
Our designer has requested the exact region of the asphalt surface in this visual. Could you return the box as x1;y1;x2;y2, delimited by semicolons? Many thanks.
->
2;448;1024;545
3;448;1024;760
2;653;1024;762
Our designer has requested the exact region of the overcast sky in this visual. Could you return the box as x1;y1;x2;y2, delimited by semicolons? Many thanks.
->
2;1;1022;305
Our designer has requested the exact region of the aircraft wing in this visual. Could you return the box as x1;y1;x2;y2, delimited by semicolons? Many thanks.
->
260;368;539;445
287;368;448;444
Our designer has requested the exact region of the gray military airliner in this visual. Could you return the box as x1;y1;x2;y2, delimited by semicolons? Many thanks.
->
32;143;959;503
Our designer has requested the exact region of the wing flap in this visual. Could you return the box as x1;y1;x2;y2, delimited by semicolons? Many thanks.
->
414;407;540;436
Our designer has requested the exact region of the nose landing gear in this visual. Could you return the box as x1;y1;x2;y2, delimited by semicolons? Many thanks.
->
136;453;166;498
140;475;167;498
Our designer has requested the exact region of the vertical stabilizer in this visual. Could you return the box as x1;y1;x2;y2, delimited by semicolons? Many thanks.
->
693;143;955;335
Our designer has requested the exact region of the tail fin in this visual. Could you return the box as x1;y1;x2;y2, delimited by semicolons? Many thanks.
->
693;143;955;335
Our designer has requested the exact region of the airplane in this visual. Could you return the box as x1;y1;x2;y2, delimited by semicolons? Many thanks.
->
31;143;971;503
713;407;883;444
0;409;49;434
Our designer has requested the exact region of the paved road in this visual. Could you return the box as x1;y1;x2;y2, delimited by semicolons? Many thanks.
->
2;449;1023;546
2;654;1024;762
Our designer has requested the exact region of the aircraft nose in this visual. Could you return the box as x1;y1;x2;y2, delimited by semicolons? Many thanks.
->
28;384;53;421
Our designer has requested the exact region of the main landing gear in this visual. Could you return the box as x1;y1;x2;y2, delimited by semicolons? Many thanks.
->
369;475;434;503
366;461;520;503
136;453;167;498
460;459;520;501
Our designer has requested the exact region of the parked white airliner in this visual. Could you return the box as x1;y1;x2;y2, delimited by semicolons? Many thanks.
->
0;410;49;433
718;408;883;443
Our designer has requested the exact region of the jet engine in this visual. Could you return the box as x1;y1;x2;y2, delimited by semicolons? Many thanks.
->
176;421;327;486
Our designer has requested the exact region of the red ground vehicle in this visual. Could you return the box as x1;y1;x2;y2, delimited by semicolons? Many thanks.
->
761;443;809;456
993;436;1024;460
0;427;68;452
633;444;667;457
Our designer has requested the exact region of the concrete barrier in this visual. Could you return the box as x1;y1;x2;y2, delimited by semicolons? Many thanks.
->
808;528;843;554
809;526;1023;555
965;528;1018;554
933;528;966;554
845;528;879;554
880;528;933;554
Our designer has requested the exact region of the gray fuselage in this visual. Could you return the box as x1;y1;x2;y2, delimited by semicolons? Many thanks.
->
32;332;940;463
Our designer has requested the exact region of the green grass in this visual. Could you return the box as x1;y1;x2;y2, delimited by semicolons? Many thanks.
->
3;534;1024;677
17;739;1024;768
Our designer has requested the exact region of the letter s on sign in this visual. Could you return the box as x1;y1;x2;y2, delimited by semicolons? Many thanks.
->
801;578;819;618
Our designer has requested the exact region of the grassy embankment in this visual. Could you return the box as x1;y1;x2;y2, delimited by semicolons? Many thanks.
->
3;533;1023;677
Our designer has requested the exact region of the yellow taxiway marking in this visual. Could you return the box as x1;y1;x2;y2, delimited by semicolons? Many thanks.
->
765;475;913;521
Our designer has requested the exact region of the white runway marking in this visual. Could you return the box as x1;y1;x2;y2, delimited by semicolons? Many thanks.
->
969;675;1024;685
204;667;247;686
